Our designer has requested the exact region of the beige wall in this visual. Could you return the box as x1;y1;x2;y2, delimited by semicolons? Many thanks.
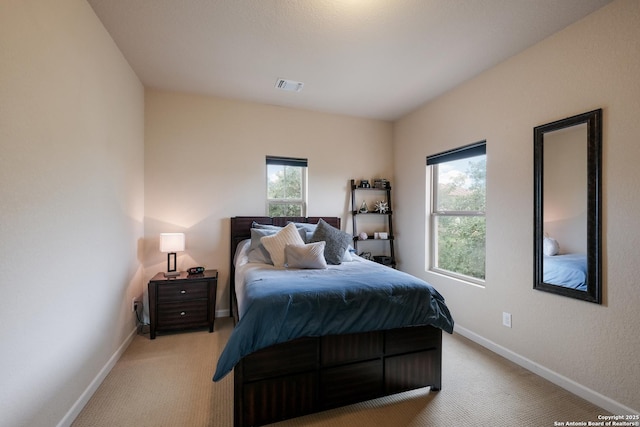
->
394;0;639;413
0;1;144;426
143;90;393;315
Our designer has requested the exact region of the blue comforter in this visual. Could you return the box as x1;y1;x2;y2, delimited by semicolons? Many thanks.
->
543;253;587;291
213;259;454;381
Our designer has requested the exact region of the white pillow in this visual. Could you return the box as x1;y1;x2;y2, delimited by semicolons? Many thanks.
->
543;236;559;256
285;242;328;269
260;223;305;268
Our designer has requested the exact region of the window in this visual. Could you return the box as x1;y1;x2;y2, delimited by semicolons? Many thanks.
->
427;141;486;283
266;156;308;217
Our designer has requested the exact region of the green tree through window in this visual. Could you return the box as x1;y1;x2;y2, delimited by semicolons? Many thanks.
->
428;142;486;282
266;156;307;216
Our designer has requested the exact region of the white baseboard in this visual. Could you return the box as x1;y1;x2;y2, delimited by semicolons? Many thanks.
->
453;325;638;415
56;326;138;427
215;308;230;318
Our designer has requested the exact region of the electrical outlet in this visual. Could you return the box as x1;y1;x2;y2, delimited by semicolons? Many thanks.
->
502;312;512;328
131;298;138;312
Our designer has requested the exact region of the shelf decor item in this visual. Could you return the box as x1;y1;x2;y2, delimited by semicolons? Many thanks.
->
374;200;389;214
373;178;390;189
359;201;369;213
373;255;393;266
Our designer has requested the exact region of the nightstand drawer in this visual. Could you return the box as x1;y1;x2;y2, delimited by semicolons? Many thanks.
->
157;281;208;303
157;300;208;328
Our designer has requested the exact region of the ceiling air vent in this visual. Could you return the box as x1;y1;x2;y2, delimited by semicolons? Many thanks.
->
275;78;304;93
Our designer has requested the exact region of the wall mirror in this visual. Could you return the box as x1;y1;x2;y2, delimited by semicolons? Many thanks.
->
533;109;602;304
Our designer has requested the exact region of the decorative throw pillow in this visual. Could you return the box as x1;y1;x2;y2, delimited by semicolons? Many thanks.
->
285;242;328;269
260;223;305;268
247;228;278;264
543;236;560;256
309;218;352;265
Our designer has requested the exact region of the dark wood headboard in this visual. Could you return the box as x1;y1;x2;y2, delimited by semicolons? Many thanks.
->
229;216;341;321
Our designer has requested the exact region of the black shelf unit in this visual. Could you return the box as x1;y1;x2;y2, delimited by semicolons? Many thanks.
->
350;179;395;267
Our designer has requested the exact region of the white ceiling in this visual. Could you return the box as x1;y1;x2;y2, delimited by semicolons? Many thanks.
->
87;0;612;121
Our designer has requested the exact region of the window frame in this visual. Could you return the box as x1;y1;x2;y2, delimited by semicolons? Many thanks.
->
265;156;308;217
426;141;486;285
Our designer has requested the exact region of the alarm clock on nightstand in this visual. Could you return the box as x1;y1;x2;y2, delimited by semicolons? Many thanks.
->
187;266;205;275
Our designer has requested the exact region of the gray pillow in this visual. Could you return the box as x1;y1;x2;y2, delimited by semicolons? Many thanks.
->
252;221;282;230
290;222;317;233
309;219;352;265
248;228;278;264
251;223;306;242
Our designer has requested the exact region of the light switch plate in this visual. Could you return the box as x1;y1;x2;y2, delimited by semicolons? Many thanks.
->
502;312;512;328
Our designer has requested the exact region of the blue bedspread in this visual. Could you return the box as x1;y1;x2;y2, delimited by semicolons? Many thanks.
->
213;259;454;381
543;253;587;291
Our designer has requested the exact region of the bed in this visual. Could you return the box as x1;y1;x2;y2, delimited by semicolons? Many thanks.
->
543;253;587;291
214;216;454;427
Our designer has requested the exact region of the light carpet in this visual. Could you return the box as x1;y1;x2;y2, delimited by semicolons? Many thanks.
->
71;317;608;427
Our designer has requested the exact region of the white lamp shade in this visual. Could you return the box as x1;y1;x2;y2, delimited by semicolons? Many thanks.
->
159;233;185;253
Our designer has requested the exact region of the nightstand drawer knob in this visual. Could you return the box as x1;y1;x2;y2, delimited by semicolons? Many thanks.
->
180;311;186;316
180;290;186;294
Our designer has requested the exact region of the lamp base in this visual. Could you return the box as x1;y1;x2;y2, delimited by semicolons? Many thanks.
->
164;252;179;277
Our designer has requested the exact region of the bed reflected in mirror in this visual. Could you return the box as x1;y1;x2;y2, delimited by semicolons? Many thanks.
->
533;109;602;303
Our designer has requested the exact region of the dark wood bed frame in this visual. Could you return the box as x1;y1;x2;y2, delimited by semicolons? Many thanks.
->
229;216;443;427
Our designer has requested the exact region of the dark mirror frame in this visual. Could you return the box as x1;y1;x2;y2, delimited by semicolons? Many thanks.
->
533;109;602;304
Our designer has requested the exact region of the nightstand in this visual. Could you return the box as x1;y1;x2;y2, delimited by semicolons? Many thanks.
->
148;270;218;339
